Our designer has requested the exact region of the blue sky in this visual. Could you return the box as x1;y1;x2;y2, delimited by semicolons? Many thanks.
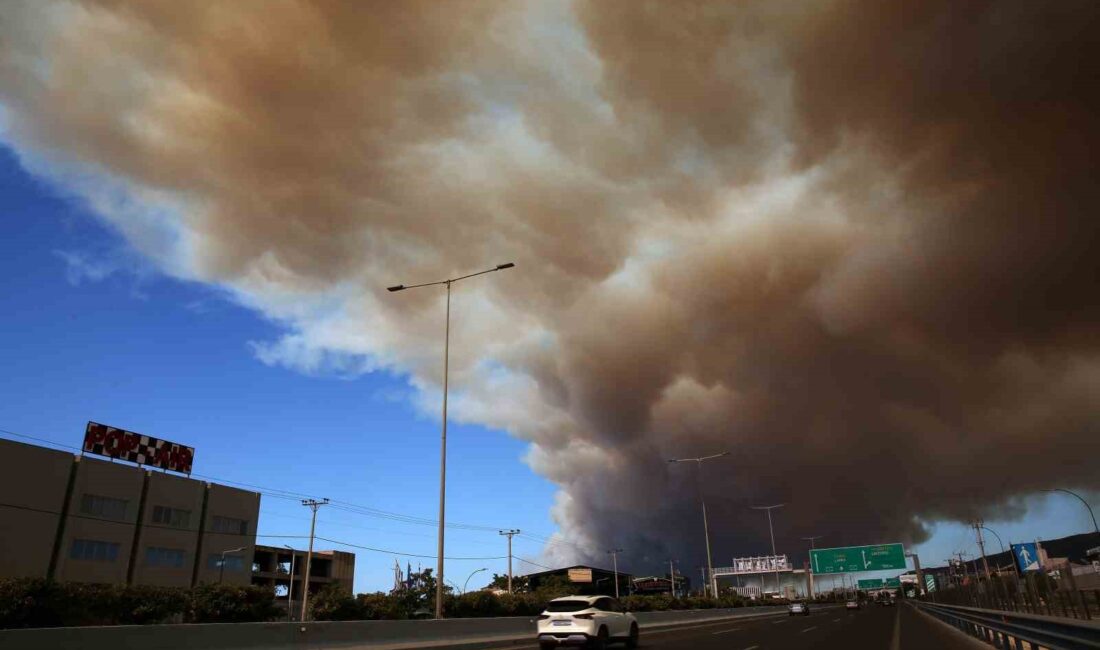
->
1;144;1095;593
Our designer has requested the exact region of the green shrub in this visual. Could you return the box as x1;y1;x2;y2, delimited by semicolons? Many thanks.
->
186;583;280;623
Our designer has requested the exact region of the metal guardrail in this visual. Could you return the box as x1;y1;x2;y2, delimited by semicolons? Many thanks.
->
914;601;1100;650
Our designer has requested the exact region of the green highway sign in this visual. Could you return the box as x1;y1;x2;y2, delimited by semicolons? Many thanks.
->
884;577;901;588
809;543;906;574
857;578;883;589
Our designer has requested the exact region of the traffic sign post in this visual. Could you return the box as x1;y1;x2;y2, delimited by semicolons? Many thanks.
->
1012;542;1040;572
809;543;907;574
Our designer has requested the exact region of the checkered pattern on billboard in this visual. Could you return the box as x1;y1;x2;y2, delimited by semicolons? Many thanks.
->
83;421;195;474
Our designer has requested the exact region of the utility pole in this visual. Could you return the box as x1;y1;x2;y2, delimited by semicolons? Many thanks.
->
973;520;992;581
607;549;624;599
668;560;676;597
300;498;329;622
499;529;520;593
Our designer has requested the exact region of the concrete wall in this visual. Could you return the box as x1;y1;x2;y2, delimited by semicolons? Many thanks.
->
55;456;145;584
131;471;206;588
194;483;260;586
0;440;74;579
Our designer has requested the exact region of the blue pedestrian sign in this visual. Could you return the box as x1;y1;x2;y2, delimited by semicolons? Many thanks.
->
1012;542;1040;572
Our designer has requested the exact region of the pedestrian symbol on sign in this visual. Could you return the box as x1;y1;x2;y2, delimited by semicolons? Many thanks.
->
1012;542;1040;572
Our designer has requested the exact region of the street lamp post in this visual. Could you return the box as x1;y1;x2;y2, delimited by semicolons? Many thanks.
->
388;262;515;619
218;547;246;584
1045;488;1099;536
751;504;785;598
668;452;731;598
802;536;822;599
462;567;488;595
284;545;296;621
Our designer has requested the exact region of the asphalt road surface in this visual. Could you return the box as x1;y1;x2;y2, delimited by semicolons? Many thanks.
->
507;603;986;650
625;603;985;650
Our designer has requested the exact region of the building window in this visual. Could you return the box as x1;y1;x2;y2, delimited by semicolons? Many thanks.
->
207;554;245;571
70;539;120;562
151;505;191;529
145;547;186;568
80;494;128;520
211;515;248;535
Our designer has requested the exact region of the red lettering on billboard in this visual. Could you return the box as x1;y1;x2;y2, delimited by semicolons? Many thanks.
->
82;421;195;474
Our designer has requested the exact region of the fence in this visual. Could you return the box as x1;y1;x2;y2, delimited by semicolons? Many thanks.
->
925;571;1100;622
914;601;1100;650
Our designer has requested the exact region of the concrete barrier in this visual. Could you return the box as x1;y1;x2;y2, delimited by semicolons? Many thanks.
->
0;605;798;650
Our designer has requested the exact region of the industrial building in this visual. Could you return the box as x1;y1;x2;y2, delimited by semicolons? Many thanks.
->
251;544;355;612
0;437;260;587
525;565;633;597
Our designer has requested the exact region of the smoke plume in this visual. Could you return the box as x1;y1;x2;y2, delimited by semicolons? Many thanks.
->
2;0;1098;570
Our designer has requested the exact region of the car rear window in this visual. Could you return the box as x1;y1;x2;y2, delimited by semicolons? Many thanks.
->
546;600;592;612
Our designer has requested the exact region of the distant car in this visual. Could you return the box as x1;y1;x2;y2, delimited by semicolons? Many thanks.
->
845;599;861;610
788;601;810;616
537;595;639;649
877;594;896;606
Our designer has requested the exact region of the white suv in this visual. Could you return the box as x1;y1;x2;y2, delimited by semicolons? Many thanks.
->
537;595;639;649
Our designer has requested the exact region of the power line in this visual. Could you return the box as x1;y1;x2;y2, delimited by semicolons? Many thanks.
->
315;536;507;561
0;427;592;556
515;556;553;570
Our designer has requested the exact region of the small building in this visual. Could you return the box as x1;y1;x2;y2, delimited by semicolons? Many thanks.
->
0;437;260;587
525;565;633;597
251;544;355;613
632;574;690;596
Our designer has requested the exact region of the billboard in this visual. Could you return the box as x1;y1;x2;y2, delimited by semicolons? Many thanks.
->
727;555;793;574
82;421;195;474
568;568;593;583
1012;543;1040;572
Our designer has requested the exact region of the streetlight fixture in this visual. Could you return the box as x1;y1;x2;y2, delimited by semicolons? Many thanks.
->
387;262;516;619
283;545;297;621
1045;488;1099;536
218;547;246;584
668;451;730;598
750;504;786;598
463;567;488;595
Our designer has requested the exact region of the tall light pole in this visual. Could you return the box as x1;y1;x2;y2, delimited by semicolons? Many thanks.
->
1045;488;1099;536
218;546;245;584
751;504;785;598
669;452;731;598
462;568;487;595
284;544;296;621
668;559;677;597
979;524;1017;580
607;549;624;599
388;262;515;619
499;530;520;593
802;536;822;599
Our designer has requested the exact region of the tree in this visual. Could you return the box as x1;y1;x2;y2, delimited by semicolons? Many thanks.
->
486;573;530;592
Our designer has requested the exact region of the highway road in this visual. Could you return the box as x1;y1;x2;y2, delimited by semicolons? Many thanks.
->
505;602;985;650
627;603;984;650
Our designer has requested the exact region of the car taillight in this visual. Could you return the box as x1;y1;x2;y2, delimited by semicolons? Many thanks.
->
574;613;595;620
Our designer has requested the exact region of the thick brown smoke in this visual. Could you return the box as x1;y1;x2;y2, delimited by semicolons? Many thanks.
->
2;0;1098;571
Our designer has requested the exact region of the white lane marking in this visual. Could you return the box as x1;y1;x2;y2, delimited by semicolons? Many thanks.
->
801;626;817;633
711;627;741;635
773;619;788;624
744;646;760;650
833;618;842;622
